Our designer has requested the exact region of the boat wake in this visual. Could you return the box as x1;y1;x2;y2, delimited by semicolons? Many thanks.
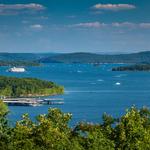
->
115;74;127;78
97;79;104;82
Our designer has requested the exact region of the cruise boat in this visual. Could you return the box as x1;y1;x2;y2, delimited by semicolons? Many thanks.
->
8;67;26;73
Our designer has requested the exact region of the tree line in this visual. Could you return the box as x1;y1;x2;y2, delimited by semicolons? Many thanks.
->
112;64;150;71
0;101;150;150
0;60;40;66
0;76;64;98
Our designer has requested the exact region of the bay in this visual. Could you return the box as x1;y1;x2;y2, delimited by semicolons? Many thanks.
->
0;63;150;125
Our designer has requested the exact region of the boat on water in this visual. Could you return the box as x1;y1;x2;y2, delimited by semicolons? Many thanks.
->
8;67;26;73
115;82;121;85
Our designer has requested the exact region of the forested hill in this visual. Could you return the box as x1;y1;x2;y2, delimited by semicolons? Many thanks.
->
0;60;40;66
0;76;64;98
0;53;58;66
112;64;150;71
0;53;57;61
40;51;150;64
1;51;150;64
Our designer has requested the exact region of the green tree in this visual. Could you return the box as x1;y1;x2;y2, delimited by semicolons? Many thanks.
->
0;100;10;150
114;107;150;150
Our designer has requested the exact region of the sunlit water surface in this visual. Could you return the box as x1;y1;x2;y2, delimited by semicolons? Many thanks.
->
0;63;150;126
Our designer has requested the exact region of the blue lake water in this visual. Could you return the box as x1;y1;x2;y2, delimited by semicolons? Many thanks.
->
1;63;150;126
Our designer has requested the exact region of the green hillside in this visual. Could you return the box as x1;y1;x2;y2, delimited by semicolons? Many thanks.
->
0;60;40;66
112;64;150;71
40;51;150;64
0;53;58;61
0;76;64;98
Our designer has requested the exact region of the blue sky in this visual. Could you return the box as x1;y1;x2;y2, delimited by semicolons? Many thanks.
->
0;0;150;53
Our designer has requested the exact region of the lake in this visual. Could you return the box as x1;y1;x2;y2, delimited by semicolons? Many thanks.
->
1;63;150;126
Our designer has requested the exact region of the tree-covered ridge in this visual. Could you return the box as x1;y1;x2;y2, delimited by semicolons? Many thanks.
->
0;52;58;61
0;103;150;150
0;76;64;98
112;64;150;71
0;60;40;66
40;51;150;64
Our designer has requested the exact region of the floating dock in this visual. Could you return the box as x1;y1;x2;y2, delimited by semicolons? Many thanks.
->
3;98;64;106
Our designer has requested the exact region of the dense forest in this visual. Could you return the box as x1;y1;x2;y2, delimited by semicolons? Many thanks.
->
0;60;40;66
0;76;64;98
0;101;150;150
40;51;150;64
1;51;150;64
0;52;57;61
112;64;150;71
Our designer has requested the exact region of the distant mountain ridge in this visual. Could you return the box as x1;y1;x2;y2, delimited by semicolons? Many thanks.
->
1;51;150;64
40;51;150;64
0;53;58;61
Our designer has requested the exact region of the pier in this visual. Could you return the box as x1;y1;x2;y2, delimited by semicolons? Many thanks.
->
3;97;64;106
42;98;64;105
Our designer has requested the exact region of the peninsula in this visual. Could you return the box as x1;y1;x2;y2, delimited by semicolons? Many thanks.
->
112;64;150;71
0;76;64;98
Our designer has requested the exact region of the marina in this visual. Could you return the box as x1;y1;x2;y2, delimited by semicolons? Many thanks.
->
3;97;64;106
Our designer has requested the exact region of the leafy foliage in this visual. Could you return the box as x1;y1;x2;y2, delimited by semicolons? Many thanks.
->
40;51;150;64
0;76;64;98
112;64;150;71
0;102;150;149
0;60;40;66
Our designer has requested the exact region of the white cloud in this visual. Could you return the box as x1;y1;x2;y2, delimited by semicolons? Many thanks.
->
93;4;136;11
139;23;150;28
22;20;29;24
0;3;45;15
68;22;150;30
0;3;45;10
112;22;136;28
112;22;150;29
69;22;106;28
30;24;43;29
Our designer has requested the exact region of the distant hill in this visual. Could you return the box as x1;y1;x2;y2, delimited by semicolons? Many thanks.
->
0;53;58;61
39;51;150;64
112;64;150;71
1;51;150;64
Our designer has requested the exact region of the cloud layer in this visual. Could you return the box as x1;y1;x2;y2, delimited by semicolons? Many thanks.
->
93;4;136;11
30;24;43;29
0;3;45;15
69;22;106;28
139;23;150;28
0;3;45;10
69;22;150;29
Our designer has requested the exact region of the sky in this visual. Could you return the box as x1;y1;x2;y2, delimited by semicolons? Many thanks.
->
0;0;150;53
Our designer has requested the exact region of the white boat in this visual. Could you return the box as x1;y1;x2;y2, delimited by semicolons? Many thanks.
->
115;82;121;85
8;67;26;73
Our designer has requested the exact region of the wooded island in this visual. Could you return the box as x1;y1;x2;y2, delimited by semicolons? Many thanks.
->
0;76;64;98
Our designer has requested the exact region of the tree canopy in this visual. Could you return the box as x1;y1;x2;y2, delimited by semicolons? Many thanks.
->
0;101;150;150
0;76;64;98
112;64;150;71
